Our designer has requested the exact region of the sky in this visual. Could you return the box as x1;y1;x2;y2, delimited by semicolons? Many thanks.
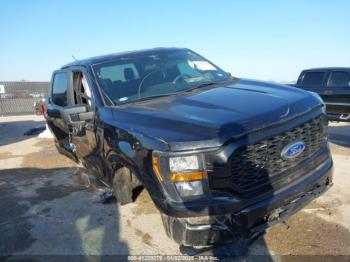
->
0;0;349;82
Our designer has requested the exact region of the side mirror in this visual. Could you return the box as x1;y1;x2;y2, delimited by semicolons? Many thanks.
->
46;108;61;118
61;105;94;126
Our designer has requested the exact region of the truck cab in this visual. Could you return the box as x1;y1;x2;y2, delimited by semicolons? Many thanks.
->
296;68;350;122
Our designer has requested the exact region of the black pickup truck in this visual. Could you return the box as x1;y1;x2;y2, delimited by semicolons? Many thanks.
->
45;48;333;247
295;68;350;122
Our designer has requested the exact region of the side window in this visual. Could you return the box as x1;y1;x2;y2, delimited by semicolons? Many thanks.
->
328;71;350;87
52;72;68;106
72;71;92;108
301;72;326;87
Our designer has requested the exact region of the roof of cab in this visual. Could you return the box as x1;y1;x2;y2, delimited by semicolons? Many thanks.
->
61;47;187;69
302;67;350;72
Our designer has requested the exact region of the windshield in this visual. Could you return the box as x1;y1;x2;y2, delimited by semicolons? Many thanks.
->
92;49;231;105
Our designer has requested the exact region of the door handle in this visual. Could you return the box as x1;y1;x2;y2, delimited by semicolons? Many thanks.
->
324;90;333;95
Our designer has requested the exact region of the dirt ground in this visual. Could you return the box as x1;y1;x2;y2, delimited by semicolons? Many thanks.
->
0;115;349;260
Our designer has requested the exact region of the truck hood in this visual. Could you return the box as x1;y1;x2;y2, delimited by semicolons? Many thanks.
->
111;79;323;151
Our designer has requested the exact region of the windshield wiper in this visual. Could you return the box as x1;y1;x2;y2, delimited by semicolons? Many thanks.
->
123;80;233;105
185;77;236;93
131;93;180;103
184;82;220;93
136;82;219;102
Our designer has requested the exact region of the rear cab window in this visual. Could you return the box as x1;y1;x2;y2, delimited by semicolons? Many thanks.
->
51;72;69;106
99;63;140;82
300;71;327;87
328;71;350;87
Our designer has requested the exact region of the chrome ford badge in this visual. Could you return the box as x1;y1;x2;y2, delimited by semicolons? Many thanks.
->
281;141;305;160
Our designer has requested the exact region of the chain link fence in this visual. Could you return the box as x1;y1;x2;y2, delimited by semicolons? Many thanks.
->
0;81;49;116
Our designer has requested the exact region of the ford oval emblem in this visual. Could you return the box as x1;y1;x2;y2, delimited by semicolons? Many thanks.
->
281;141;305;160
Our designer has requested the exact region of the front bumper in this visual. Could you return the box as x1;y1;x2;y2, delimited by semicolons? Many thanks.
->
162;158;333;246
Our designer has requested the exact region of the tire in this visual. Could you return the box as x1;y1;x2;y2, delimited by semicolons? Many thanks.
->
112;167;141;205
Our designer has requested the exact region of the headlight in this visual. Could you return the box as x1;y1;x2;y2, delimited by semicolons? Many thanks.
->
152;153;207;198
175;181;204;197
169;155;199;172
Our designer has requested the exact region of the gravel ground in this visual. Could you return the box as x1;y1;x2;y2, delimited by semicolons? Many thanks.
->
0;115;349;260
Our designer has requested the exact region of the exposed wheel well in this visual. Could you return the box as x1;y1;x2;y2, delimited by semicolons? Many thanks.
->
107;153;143;205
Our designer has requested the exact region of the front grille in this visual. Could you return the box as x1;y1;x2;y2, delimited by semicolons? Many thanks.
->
229;115;328;193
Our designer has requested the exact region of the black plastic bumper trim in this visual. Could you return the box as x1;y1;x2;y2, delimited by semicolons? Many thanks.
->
161;160;333;246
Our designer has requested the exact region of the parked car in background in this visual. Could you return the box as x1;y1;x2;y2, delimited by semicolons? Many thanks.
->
45;48;333;247
295;68;350;122
30;93;45;98
13;91;32;99
0;93;15;99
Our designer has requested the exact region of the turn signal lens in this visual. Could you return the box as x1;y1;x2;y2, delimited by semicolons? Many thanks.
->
170;171;207;182
152;155;163;182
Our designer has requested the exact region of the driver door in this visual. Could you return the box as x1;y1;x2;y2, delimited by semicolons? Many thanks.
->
69;70;98;162
46;69;98;168
67;68;105;177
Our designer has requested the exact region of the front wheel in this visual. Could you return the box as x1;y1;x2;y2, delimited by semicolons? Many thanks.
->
112;167;141;205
